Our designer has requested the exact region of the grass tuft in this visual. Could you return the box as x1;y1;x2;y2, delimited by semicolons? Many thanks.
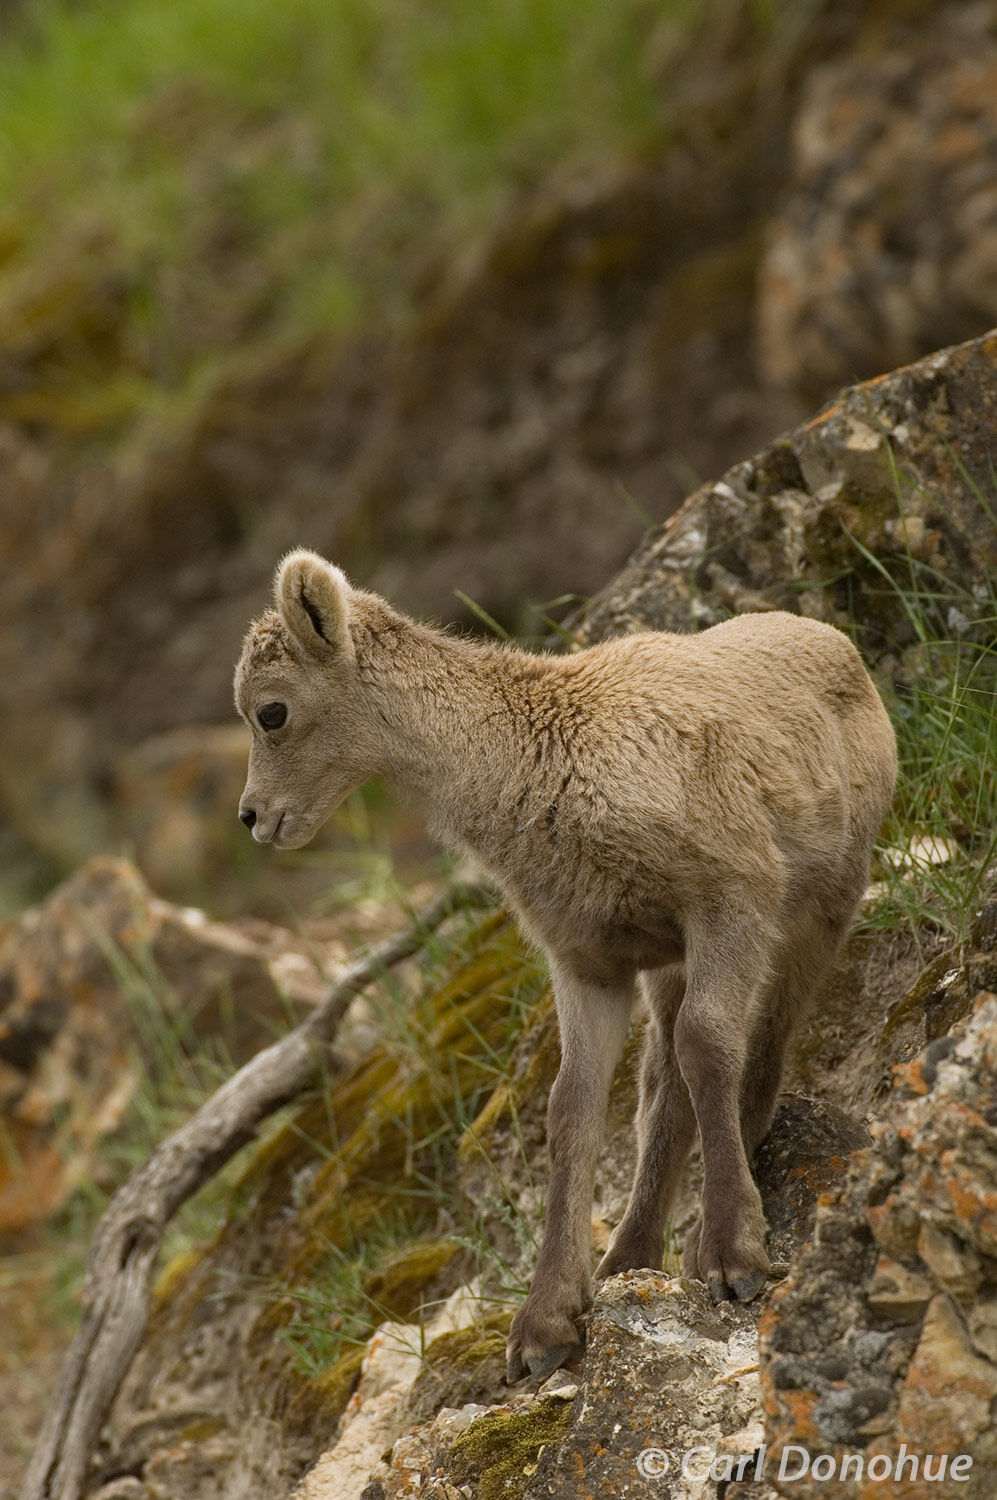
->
845;480;997;939
865;620;997;938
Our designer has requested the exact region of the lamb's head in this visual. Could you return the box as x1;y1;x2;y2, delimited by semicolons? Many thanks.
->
234;549;377;850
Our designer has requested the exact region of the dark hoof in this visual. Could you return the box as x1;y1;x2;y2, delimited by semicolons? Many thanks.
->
528;1342;578;1380
730;1268;766;1302
506;1337;580;1384
706;1262;769;1302
506;1313;585;1383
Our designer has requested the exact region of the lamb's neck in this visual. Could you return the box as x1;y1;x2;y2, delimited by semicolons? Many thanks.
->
362;618;524;845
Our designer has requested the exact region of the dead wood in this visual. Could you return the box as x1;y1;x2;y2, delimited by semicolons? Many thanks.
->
20;881;494;1500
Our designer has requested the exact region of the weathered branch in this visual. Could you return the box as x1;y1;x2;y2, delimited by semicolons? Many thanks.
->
21;881;495;1500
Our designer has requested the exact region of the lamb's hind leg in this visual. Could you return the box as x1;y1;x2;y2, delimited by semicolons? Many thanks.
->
743;903;856;1147
682;904;854;1282
506;960;635;1382
674;907;773;1303
595;964;694;1280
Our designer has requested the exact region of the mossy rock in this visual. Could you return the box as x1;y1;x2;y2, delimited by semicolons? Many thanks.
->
447;1395;575;1500
284;1345;366;1436
878;950;958;1054
362;1236;466;1321
407;1311;513;1424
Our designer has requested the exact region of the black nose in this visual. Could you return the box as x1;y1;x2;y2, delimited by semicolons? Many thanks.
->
240;808;257;829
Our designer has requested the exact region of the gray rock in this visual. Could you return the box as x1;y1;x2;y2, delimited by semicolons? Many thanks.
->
760;995;997;1496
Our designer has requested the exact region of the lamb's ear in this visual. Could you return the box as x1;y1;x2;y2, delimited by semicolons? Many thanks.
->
274;549;353;656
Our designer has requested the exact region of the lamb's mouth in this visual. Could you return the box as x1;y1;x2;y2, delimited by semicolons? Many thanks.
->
273;811;327;851
252;812;285;846
273;813;320;851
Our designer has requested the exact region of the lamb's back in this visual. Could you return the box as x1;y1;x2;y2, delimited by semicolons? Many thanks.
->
565;612;895;856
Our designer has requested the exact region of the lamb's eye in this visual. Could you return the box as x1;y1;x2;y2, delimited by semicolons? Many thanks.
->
257;701;288;731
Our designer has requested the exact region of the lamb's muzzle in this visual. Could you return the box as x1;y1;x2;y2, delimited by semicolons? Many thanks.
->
234;547;898;1383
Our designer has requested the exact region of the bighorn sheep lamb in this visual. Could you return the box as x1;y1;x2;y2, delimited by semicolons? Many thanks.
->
235;549;897;1381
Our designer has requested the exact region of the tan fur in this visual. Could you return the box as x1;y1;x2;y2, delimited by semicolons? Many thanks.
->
234;549;897;1381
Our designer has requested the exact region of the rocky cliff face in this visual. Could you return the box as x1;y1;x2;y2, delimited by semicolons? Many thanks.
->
3;0;997;902
7;326;997;1500
758;988;997;1500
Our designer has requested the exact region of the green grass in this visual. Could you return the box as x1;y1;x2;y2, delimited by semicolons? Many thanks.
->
0;0;692;435
866;616;997;939
850;524;997;940
0;0;665;200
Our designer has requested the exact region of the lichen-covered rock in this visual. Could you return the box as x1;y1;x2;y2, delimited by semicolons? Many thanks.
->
759;992;997;1496
870;897;997;1103
522;1273;762;1499
353;1276;763;1500
351;1274;771;1500
753;1098;870;1272
406;1315;511;1427
782;904;997;1126
579;330;997;657
291;1321;443;1500
368;1389;576;1500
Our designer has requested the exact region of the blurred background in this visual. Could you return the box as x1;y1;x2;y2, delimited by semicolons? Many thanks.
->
3;0;997;924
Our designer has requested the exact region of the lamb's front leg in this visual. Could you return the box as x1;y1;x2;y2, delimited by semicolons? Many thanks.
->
507;961;634;1381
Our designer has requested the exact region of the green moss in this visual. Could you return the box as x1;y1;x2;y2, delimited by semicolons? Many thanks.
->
460;994;557;1169
423;1311;513;1364
177;1415;227;1444
878;952;961;1052
285;1345;366;1433
449;1396;575;1500
362;1237;464;1320
152;1245;205;1305
408;1313;512;1424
